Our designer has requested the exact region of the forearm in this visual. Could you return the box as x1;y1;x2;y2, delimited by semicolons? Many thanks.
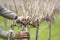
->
0;28;8;38
0;29;16;39
0;5;17;20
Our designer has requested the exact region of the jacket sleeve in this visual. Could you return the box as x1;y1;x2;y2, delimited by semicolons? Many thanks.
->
0;5;17;20
0;28;16;39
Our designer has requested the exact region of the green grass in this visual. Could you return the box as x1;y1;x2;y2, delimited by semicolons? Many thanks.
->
0;16;60;40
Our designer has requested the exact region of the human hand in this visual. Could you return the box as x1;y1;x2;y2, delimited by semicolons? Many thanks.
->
16;16;30;25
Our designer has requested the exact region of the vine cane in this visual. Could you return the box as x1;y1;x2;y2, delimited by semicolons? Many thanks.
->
8;18;15;40
36;24;39;40
35;19;39;40
48;21;51;40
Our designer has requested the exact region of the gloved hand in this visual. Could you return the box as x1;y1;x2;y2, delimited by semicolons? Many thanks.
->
15;16;30;25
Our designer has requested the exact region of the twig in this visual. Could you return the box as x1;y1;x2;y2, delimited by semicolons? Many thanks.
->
12;0;18;14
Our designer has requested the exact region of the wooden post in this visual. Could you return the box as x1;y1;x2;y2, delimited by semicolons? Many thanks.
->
48;21;51;40
35;19;39;40
36;25;39;40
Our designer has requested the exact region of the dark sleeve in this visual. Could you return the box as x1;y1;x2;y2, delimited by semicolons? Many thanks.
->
0;28;16;39
0;5;18;20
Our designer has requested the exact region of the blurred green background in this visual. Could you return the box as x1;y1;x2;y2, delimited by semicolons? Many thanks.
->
0;13;60;40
